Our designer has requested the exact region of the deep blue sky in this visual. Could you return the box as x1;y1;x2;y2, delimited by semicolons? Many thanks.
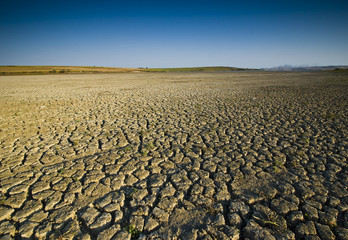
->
1;0;348;68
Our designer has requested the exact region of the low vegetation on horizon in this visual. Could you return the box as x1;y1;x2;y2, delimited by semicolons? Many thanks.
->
0;66;139;76
0;65;257;76
2;65;346;76
142;66;252;72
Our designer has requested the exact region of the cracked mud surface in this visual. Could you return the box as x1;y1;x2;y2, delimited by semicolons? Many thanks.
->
0;72;347;239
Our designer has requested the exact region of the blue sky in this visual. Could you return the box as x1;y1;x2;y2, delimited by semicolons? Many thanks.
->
1;0;348;68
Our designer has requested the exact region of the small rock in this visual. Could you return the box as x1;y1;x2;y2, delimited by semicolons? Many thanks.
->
330;183;348;198
228;212;243;227
0;206;14;221
149;174;166;188
49;206;75;223
277;183;295;195
8;183;29;195
295;221;317;238
0;234;14;240
327;196;340;208
270;198;298;215
306;200;322;210
130;215;145;232
315;222;335;240
203;186;215;198
110;174;125;190
284;194;300;205
302;204;319;221
114;211;124;223
318;207;338;227
124;174;138;186
243;219;276;240
133;169;150;180
132;206;149;216
229;200;250;216
90;183;111;197
80;207;100;226
144;218;159;231
12;200;42;221
67;181;83;193
3;192;27;208
32;189;55;201
221;226;240;240
152;207;169;222
0;221;16;236
335;227;348;240
60;219;80;239
157;196;178;212
190;183;204;195
31;180;50;194
97;224;120;240
52;178;72;192
304;236;321;240
214;187;231;201
29;210;48;223
240;192;264;204
90;212;112;231
261;185;278;199
76;233;91;240
44;191;63;211
180;228;198;240
287;211;304;227
113;230;131;240
159;183;176;198
206;225;230;240
34;221;53;239
208;213;225;226
142;195;156;208
19;221;39;239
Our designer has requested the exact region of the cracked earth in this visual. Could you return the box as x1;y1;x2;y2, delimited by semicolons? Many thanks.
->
0;72;347;239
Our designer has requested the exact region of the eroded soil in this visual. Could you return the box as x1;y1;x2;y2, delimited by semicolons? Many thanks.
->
0;72;347;239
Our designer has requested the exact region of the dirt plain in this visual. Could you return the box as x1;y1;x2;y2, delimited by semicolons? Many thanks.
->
0;71;347;239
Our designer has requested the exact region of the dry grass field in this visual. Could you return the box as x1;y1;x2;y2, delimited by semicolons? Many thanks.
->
0;66;249;76
0;66;141;75
0;71;347;239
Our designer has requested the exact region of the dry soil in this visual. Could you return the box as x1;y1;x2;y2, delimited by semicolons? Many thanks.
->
0;72;347;239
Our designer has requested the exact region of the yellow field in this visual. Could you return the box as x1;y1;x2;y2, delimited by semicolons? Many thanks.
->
0;66;255;75
0;66;142;75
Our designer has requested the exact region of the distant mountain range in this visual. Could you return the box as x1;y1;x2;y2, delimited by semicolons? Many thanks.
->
263;65;348;71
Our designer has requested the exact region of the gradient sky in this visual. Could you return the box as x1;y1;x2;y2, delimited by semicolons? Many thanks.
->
1;0;348;68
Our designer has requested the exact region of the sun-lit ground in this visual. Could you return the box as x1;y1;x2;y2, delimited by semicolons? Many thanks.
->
0;72;347;239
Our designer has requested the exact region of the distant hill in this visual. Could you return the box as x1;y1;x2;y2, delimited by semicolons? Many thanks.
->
0;66;140;75
264;65;348;71
0;66;258;75
2;65;347;76
143;66;259;72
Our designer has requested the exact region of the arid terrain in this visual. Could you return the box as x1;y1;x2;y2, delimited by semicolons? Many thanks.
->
0;66;249;76
0;72;347;239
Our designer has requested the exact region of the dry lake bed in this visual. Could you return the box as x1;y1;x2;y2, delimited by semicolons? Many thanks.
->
0;71;347;239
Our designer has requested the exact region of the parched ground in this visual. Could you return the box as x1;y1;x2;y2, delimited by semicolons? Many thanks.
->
0;72;347;240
